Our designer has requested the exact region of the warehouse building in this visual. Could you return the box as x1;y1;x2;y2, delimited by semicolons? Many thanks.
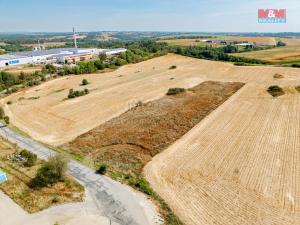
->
0;47;127;68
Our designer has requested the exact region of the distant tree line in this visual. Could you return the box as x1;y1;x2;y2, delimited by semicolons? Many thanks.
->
169;45;271;65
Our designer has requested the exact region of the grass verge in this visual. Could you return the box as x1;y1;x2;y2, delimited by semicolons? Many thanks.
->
109;171;183;225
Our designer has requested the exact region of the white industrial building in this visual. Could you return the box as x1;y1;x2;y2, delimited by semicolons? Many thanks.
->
0;47;127;68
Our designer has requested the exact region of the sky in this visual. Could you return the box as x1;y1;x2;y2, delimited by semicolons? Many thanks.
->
0;0;299;33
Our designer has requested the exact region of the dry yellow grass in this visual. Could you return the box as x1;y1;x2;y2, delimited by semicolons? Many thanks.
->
0;138;84;213
2;66;43;75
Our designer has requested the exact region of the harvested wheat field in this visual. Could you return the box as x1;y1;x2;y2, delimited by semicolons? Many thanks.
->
3;53;300;225
145;82;300;224
2;54;234;145
2;54;300;146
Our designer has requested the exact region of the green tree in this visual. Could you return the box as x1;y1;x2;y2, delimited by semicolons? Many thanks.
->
31;155;68;187
81;79;88;86
276;41;286;47
94;61;105;70
3;116;9;125
97;164;107;175
99;53;107;62
45;64;57;74
0;107;4;119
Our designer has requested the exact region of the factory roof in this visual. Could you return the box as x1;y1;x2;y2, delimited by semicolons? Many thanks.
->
0;48;100;61
0;54;28;61
0;48;127;62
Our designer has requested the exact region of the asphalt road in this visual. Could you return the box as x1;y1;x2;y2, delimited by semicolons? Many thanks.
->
0;123;160;225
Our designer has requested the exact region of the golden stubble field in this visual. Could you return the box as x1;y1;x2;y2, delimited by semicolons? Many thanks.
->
2;53;300;224
2;54;233;145
145;68;300;224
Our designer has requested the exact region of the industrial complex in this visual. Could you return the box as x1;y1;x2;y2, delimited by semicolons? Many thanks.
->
0;47;127;68
0;27;127;68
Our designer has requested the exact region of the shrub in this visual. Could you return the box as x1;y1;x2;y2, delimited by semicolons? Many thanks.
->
267;85;285;97
234;62;249;66
166;87;186;95
0;107;4;119
276;41;286;47
97;164;107;175
81;79;88;86
20;149;37;167
169;65;177;69
273;73;284;79
94;61;105;70
295;86;300;93
31;155;68;187
19;71;26;80
292;64;300;68
6;101;12;105
3;116;9;124
45;64;57;74
128;177;153;195
68;88;89;99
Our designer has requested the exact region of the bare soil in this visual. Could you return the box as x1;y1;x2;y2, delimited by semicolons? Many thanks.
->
64;81;244;177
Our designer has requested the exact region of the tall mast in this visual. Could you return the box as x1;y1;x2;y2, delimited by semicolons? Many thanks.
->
38;39;41;51
73;27;77;48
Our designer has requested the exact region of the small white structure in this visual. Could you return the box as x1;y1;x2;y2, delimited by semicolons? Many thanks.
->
235;43;254;47
104;48;127;55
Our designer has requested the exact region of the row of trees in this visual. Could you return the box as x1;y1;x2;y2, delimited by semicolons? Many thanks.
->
170;46;271;65
44;41;168;76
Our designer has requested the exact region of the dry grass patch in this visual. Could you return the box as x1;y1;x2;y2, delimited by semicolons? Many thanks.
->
0;138;84;213
273;73;284;79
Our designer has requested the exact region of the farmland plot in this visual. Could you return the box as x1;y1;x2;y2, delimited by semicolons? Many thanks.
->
145;82;300;225
1;54;232;145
